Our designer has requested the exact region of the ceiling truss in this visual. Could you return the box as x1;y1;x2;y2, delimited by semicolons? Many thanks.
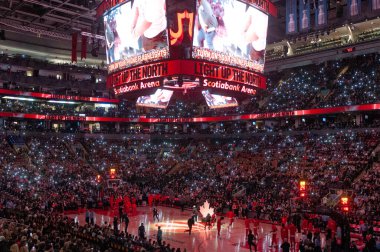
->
0;0;102;37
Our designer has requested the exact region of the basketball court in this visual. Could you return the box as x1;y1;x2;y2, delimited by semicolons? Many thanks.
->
67;206;304;252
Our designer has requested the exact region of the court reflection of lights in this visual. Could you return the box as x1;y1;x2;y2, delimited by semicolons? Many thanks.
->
151;220;210;233
68;207;306;251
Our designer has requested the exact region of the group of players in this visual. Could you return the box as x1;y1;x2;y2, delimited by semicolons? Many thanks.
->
112;201;299;252
180;208;297;252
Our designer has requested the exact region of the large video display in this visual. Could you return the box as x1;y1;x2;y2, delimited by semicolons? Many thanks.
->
103;0;270;98
202;90;238;109
136;88;173;108
104;0;169;65
192;0;268;72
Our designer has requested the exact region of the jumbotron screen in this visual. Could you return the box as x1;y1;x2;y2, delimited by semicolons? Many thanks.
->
103;0;169;67
192;0;269;73
136;88;173;108
202;90;238;109
103;0;272;98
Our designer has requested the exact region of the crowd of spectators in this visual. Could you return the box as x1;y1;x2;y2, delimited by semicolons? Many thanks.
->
0;33;380;252
0;136;184;251
351;162;380;224
0;129;379;251
262;54;380;113
0;69;105;96
0;54;106;73
266;26;380;60
0;53;379;120
0;210;180;252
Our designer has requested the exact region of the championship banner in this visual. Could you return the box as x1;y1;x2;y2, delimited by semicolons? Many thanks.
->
315;0;328;29
347;0;361;17
81;33;87;60
371;0;380;11
286;0;298;34
71;33;78;63
299;0;311;31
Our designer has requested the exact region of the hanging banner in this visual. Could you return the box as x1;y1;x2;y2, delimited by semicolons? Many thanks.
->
71;33;78;63
347;0;361;16
299;0;311;31
81;33;87;60
371;0;380;10
314;0;328;29
286;0;298;34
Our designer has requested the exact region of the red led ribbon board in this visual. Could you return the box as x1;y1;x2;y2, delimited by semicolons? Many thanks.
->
0;89;119;103
110;62;171;88
108;60;266;96
1;103;379;123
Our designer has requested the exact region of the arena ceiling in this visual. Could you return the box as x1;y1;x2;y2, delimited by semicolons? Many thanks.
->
0;0;285;63
3;0;378;65
0;0;100;35
0;0;286;40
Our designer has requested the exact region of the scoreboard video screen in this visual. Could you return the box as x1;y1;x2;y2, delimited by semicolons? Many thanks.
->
193;0;268;73
102;0;274;99
136;88;173;108
202;90;238;109
104;0;169;67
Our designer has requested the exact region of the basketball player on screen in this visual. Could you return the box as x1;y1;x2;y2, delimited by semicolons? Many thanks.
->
130;0;168;51
242;6;268;62
105;20;115;63
105;17;122;63
196;0;218;49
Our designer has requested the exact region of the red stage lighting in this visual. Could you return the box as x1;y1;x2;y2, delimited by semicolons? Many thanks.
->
341;196;349;212
299;180;306;197
110;168;116;179
300;180;306;191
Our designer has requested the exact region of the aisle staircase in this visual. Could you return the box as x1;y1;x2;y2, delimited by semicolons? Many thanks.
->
232;185;246;198
64;141;89;160
371;142;380;159
166;162;182;175
7;135;28;151
352;141;380;184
